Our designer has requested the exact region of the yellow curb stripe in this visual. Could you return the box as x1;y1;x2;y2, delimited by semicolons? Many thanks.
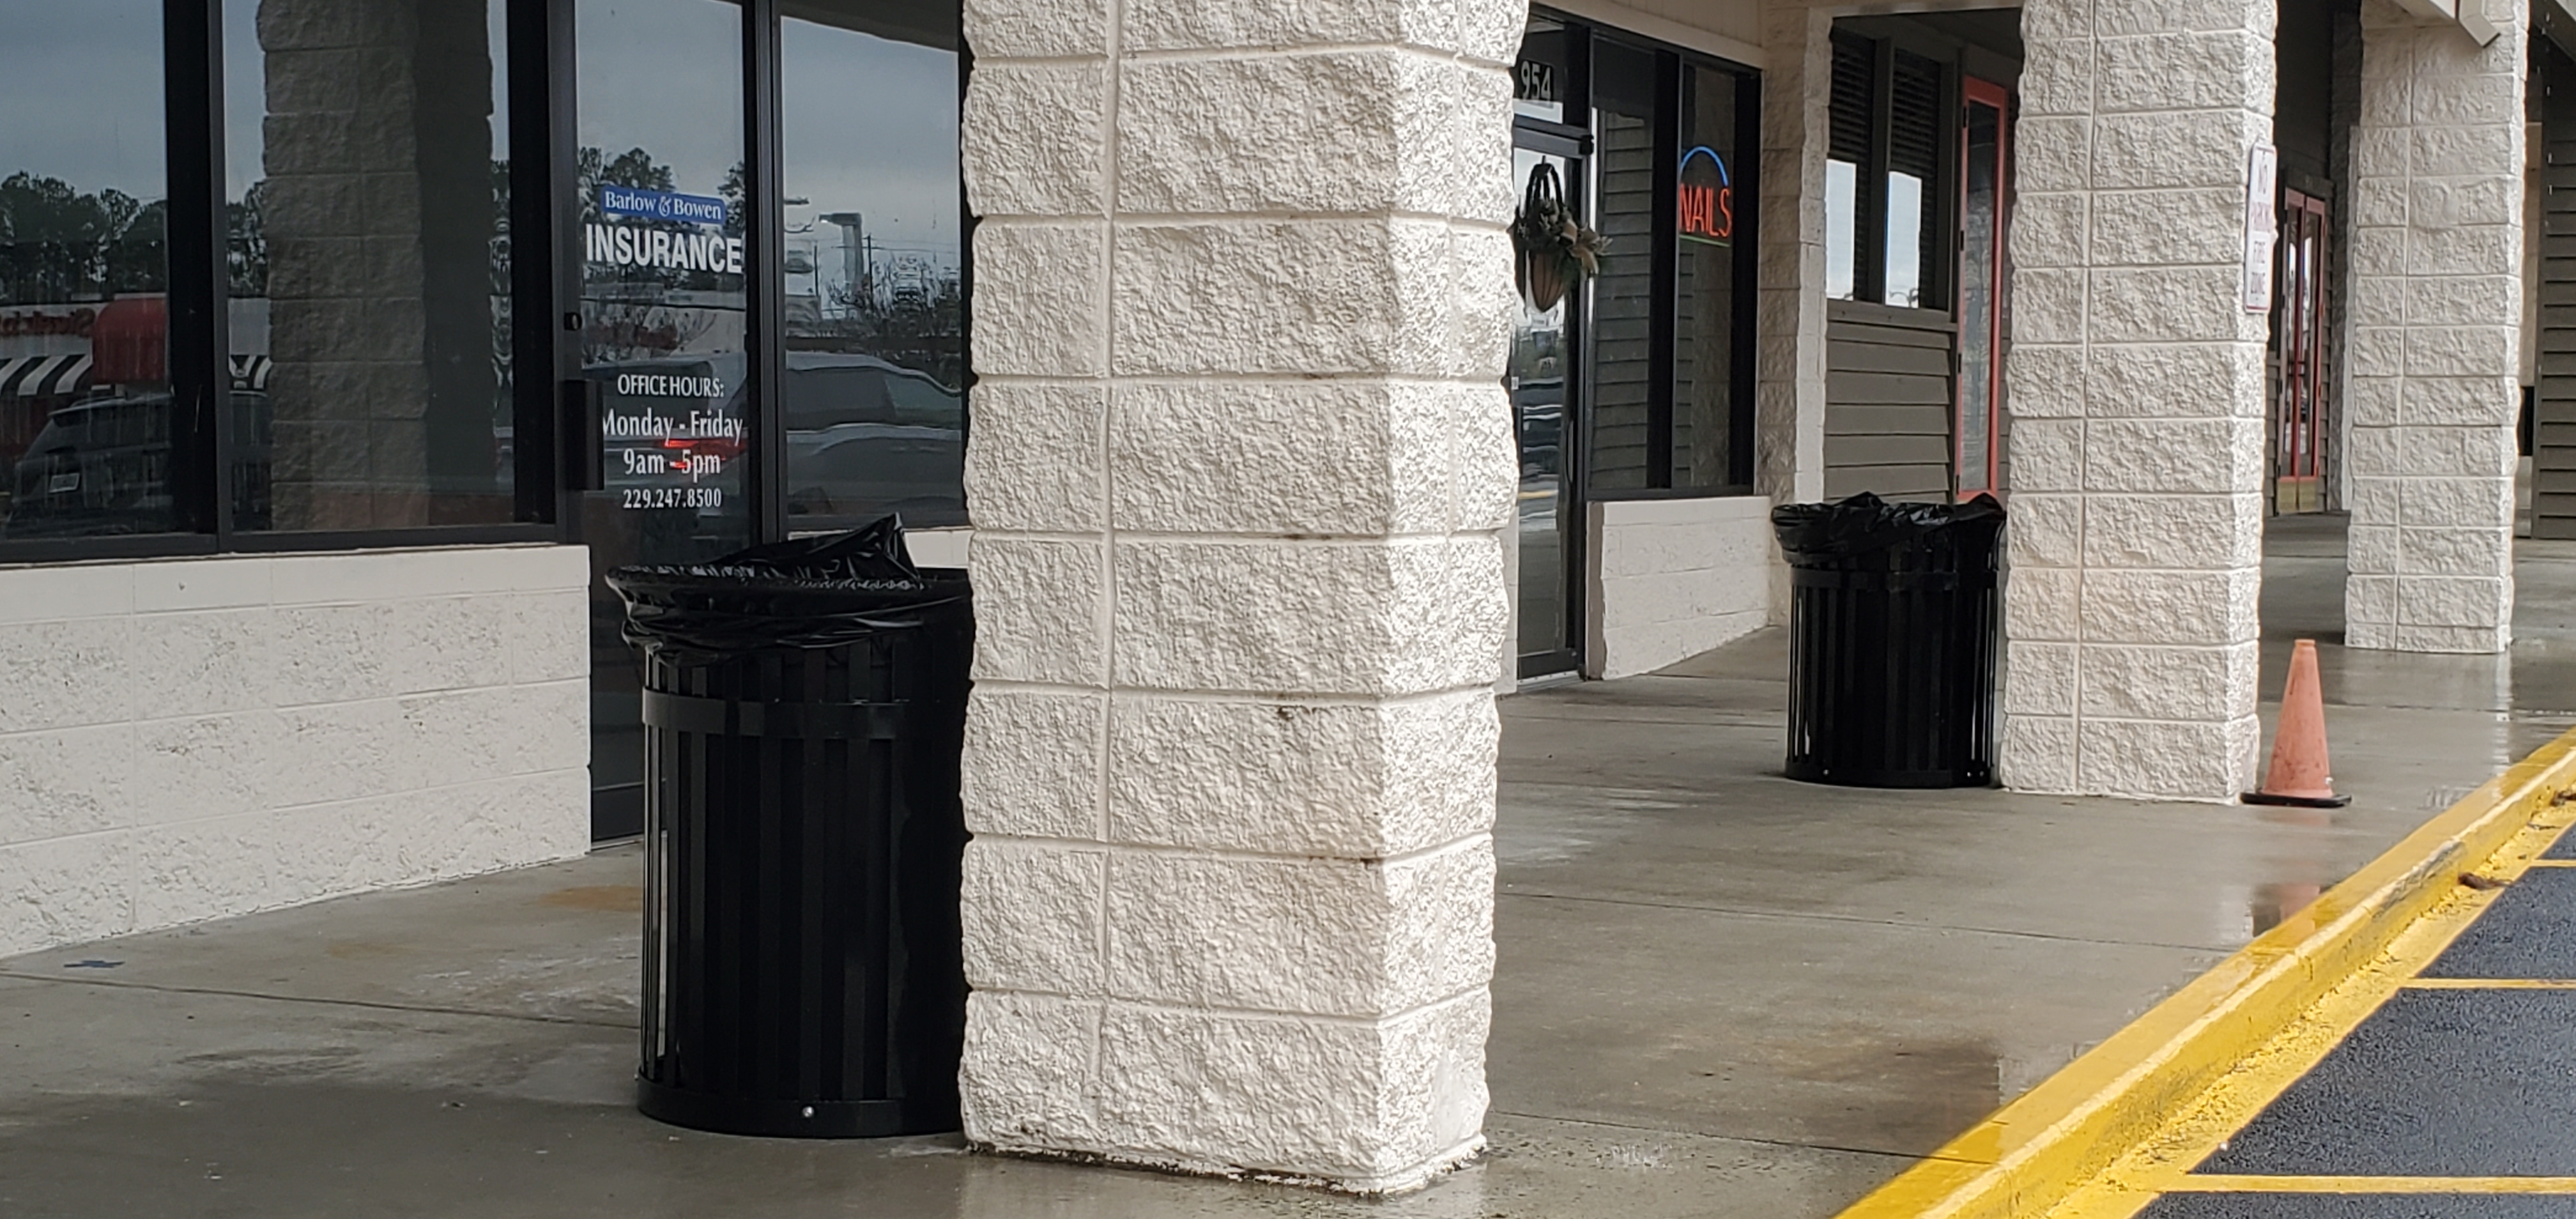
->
2166;1176;2576;1193
2519;858;2576;867
2400;977;2576;988
1830;727;2576;1219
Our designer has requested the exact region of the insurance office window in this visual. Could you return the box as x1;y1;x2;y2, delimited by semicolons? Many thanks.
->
778;0;967;532
224;0;516;532
0;1;175;539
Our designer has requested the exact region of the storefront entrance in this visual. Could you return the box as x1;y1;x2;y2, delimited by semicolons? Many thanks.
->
2275;188;2331;516
573;0;965;839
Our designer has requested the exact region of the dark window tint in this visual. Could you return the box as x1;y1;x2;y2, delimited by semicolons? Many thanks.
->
1883;50;1944;309
0;0;176;539
779;0;966;531
1825;34;1873;302
1586;38;1657;493
225;0;515;532
1673;63;1741;490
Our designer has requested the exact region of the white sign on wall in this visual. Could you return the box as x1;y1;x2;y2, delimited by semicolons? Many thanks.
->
2241;144;2280;314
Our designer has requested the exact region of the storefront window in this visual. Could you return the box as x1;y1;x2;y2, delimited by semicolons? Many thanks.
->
778;0;965;532
574;0;751;565
1587;37;1659;494
1673;62;1745;490
0;1;174;539
1884;50;1944;309
224;0;517;532
1826;32;1951;312
1558;27;1756;497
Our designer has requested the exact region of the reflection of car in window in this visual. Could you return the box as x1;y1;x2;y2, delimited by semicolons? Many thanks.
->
1512;378;1564;478
582;349;965;531
779;351;964;529
5;392;272;537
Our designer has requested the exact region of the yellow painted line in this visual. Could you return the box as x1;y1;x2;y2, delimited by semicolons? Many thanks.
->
2520;858;2576;867
1830;727;2576;1219
2165;1176;2576;1193
2401;977;2576;988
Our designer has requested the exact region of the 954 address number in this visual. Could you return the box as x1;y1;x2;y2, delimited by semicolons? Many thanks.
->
620;487;724;510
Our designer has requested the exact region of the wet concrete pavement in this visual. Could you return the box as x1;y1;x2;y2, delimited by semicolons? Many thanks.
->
3;516;2572;1218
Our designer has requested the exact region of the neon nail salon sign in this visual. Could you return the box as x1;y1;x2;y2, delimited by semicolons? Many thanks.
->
1678;145;1734;245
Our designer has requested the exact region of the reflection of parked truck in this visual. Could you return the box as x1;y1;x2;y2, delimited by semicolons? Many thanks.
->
5;392;272;537
778;352;963;528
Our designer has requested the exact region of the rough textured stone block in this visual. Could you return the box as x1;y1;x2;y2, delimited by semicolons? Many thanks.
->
1091;993;1488;1190
964;65;1107;220
2076;642;2260;722
2080;569;2260;648
2074;716;2262;800
2082;494;2260;571
964;0;1110;59
965;383;1108;533
2002;642;2078;716
1110;219;1457;378
1105;842;1493;1016
1105;691;1496;856
968;537;1110;686
962;687;1106;839
1998;714;2078;793
1110;537;1505;695
970;223;1108;377
1117;52;1510;224
962;990;1106;1148
1108;380;1456;536
962;840;1108;995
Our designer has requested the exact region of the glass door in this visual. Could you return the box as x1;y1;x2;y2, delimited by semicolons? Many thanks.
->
576;0;755;841
1510;138;1583;678
2276;189;2330;514
1954;77;2009;500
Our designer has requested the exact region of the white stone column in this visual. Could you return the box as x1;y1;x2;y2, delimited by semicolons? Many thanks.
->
1758;4;1830;509
1996;0;2274;800
954;0;1522;1193
2343;0;2527;653
1758;4;1832;624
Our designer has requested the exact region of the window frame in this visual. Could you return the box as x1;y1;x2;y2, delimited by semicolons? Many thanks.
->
1826;25;1964;315
1530;10;1761;502
0;0;568;565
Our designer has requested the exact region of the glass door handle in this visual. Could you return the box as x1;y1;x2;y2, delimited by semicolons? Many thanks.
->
562;378;603;492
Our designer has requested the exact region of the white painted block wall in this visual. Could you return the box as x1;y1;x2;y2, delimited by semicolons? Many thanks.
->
0;546;593;958
956;0;1522;1193
1585;496;1772;679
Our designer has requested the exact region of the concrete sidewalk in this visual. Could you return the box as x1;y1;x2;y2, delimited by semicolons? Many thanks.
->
3;518;2570;1219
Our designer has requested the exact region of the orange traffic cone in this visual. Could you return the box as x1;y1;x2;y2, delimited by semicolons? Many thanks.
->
2244;638;2350;808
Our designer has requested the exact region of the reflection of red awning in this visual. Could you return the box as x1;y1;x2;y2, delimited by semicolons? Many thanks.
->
91;295;165;385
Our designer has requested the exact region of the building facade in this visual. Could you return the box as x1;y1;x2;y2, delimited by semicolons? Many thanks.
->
0;0;2543;1195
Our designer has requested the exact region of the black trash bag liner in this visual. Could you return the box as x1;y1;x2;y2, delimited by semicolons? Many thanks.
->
1770;491;2004;560
608;514;969;656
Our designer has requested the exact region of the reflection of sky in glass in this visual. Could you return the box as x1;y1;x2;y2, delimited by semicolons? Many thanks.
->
781;15;960;305
1;0;167;199
225;1;513;199
579;0;746;198
1885;171;1924;307
1825;160;1857;300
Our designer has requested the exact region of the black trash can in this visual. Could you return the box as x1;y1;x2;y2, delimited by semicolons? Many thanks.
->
607;517;970;1138
1770;493;2004;788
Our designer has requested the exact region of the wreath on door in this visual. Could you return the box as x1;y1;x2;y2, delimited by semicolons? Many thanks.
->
1511;160;1605;311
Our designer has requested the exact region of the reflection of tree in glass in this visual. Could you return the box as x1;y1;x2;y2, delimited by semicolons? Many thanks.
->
578;146;740;362
814;272;963;392
0;173;168;306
